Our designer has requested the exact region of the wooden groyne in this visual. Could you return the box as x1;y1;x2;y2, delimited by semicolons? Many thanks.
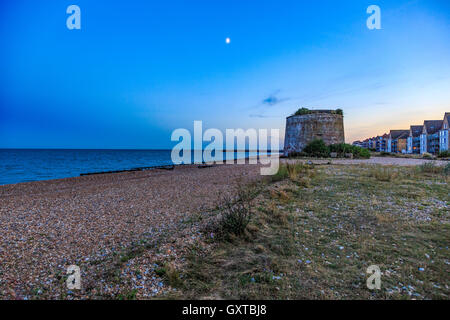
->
80;164;175;176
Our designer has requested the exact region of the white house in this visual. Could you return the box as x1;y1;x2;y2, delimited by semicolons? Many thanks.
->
407;125;423;154
439;113;450;152
421;120;443;154
420;132;427;154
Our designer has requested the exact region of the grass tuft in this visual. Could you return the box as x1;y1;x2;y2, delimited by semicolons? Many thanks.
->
367;166;398;182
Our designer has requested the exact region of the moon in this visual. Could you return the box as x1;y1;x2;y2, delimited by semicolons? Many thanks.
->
225;37;231;44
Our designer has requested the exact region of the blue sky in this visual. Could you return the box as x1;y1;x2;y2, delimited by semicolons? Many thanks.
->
1;0;449;148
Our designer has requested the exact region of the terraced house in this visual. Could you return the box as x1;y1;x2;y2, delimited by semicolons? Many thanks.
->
368;137;377;150
420;120;443;154
439;113;450;152
356;112;450;155
407;125;423;154
387;130;409;153
376;133;389;152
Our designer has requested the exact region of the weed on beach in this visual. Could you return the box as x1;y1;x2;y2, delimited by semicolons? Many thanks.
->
169;163;449;299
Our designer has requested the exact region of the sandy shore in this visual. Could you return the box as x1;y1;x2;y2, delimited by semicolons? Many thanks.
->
0;156;447;299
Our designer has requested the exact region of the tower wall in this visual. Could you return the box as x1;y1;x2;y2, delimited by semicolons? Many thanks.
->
284;111;345;156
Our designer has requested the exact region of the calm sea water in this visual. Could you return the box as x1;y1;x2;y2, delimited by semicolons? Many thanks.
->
0;149;268;185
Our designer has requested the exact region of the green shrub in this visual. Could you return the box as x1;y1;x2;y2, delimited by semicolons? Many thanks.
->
293;108;344;116
303;139;330;158
422;152;433;159
294;107;311;116
329;143;370;159
438;150;450;158
219;198;251;237
329;143;352;155
356;147;371;159
301;141;370;159
215;184;260;239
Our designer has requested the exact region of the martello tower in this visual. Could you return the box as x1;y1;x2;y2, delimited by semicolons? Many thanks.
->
283;109;345;156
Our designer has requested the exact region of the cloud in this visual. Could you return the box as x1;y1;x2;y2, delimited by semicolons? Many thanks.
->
261;90;290;107
247;90;291;118
248;90;290;116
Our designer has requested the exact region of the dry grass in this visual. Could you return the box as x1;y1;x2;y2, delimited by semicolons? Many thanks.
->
272;162;315;187
168;164;449;300
367;166;398;182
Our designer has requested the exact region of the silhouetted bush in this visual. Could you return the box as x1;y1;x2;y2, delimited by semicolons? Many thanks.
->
329;143;370;159
303;139;330;158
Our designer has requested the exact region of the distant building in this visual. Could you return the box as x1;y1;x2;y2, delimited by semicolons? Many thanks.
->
439;113;450;152
355;111;450;155
421;120;443;154
361;139;369;149
407;125;423;154
355;134;388;152
368;137;377;150
387;130;409;153
375;134;388;152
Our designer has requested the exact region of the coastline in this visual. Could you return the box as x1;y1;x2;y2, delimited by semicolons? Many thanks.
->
0;151;276;187
0;156;447;299
0;162;263;299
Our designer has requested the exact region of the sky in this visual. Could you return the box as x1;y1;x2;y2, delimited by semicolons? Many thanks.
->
0;0;449;149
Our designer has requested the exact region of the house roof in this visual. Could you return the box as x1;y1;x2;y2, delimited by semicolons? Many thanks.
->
389;130;409;140
423;120;443;134
410;125;423;137
444;112;450;126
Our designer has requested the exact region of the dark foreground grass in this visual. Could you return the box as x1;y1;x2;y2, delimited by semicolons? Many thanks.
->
167;163;449;299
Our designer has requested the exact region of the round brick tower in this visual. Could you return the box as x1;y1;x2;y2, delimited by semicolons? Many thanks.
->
283;110;345;156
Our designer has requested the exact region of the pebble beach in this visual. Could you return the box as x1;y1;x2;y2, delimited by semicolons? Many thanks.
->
0;163;262;299
0;156;447;299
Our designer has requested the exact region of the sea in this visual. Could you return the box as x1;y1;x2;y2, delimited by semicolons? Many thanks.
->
0;149;274;185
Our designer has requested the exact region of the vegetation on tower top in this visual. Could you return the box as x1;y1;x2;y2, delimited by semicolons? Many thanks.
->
293;107;344;116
